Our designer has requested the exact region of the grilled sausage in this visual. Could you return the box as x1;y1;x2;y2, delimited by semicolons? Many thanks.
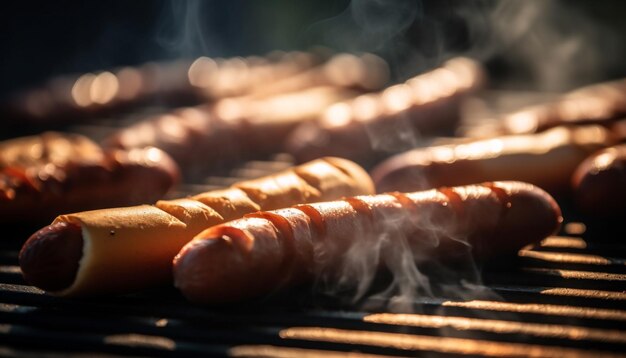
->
495;79;626;136
1;60;195;130
372;125;614;195
284;57;484;164
104;87;358;176
0;132;179;224
572;144;626;218
173;181;562;304
19;157;374;297
1;51;322;130
188;51;321;99
19;222;83;291
241;53;389;98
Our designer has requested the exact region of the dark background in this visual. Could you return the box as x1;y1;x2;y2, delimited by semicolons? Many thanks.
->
1;0;625;99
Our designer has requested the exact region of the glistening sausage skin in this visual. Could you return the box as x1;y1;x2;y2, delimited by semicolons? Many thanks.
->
0;131;180;224
572;144;626;218
19;222;83;291
173;181;562;304
371;126;613;195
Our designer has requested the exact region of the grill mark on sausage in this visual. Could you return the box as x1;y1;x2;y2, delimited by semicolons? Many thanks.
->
342;197;374;221
437;187;465;217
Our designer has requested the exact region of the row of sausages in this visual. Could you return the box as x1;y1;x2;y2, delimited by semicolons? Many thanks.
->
0;51;322;129
0;52;391;224
20;157;561;303
20;157;375;296
7;52;626;304
105;55;479;176
1;54;481;226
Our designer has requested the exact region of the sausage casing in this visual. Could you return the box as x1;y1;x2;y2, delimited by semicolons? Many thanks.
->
173;181;561;303
372;125;614;195
0;132;179;224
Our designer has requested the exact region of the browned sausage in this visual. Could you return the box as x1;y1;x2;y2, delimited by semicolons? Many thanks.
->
237;53;389;99
19;157;374;297
103;87;358;176
284;57;484;164
1;51;322;130
572;144;626;218
372;125;614;196
19;222;83;291
173;181;561;304
0;132;179;224
188;51;321;99
494;79;626;136
1;60;196;130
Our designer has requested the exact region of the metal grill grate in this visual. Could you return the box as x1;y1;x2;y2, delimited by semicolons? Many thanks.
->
1;109;625;357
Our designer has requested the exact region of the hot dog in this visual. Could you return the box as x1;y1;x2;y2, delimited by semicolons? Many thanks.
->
1;60;196;130
189;51;320;99
19;157;374;297
285;57;484;164
372;125;615;195
1;51;322;131
240;53;389;99
0;132;179;224
104;86;358;176
173;181;562;304
572;144;626;218
495;79;626;136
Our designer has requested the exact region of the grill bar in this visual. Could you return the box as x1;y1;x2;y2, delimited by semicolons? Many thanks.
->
229;346;397;358
518;250;626;270
364;313;626;344
278;327;622;358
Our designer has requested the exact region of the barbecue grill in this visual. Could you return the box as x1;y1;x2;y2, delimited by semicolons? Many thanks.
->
2;2;626;356
0;105;624;357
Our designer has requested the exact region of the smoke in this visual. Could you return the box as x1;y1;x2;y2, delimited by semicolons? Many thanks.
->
307;193;503;313
350;0;421;51
307;0;622;90
156;0;217;59
458;0;622;91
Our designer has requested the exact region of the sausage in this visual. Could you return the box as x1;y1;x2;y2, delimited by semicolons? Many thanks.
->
103;87;358;177
189;51;321;99
240;53;389;99
284;57;484;164
19;157;374;297
19;222;83;291
372;125;615;196
495;79;626;136
0;60;196;130
0;131;103;168
103;104;243;176
173;181;562;304
0;132;179;224
572;144;626;218
1;51;322;131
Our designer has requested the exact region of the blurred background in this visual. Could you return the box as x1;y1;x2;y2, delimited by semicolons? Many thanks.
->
1;0;626;100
